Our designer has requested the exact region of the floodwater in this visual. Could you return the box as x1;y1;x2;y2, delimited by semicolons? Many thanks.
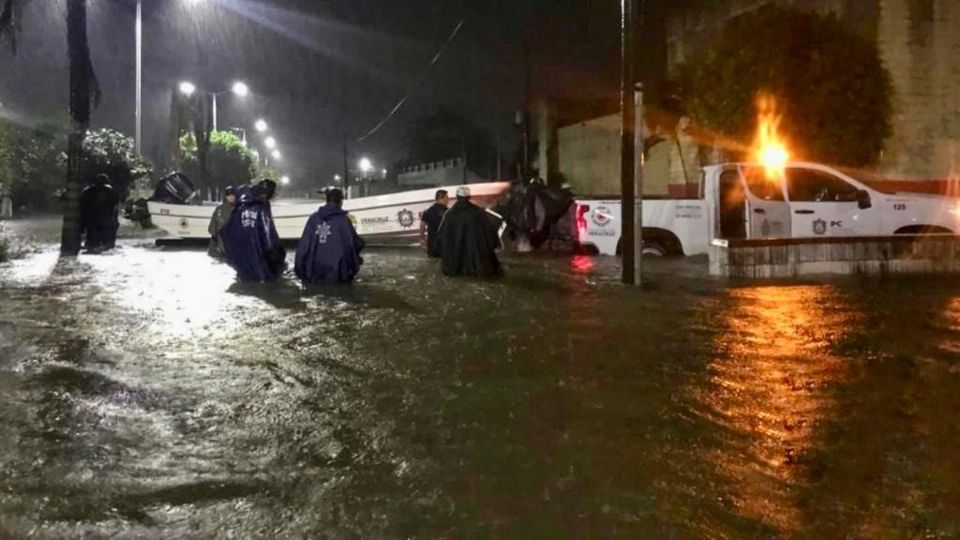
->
2;222;960;537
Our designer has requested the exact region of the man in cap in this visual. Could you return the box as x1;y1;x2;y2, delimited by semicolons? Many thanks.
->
438;186;502;278
419;189;449;258
80;173;120;253
207;186;237;259
219;185;283;282
295;188;365;285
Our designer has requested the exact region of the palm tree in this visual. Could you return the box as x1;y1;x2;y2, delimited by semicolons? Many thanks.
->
1;0;99;255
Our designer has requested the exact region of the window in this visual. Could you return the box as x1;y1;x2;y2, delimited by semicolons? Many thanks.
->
786;168;860;203
740;166;785;201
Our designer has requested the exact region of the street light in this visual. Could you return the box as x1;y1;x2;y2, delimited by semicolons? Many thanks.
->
179;81;197;96
272;149;282;160
281;176;290;185
231;81;249;97
359;157;373;173
265;136;277;149
255;119;268;132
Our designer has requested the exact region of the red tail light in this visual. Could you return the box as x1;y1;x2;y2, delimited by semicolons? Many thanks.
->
575;203;590;239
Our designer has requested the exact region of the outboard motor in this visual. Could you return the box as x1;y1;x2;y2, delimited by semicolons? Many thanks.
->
150;172;198;204
125;172;199;227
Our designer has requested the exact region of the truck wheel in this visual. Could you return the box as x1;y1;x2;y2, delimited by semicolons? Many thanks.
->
642;241;668;257
615;239;669;257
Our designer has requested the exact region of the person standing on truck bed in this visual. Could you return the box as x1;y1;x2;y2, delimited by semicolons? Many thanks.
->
420;189;449;258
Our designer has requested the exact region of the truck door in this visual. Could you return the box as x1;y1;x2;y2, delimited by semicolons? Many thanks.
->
784;166;880;237
740;165;791;238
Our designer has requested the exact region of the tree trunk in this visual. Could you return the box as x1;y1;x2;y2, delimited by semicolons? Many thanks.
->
61;0;92;255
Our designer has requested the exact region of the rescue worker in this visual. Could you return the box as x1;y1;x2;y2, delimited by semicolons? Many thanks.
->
294;188;365;285
207;186;237;259
219;185;282;282
80;173;120;253
419;189;449;258
438;186;502;278
258;178;287;274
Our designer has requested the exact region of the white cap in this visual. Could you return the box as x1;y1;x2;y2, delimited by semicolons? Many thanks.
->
456;186;471;198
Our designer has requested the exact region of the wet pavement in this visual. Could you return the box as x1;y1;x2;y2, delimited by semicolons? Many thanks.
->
2;219;960;537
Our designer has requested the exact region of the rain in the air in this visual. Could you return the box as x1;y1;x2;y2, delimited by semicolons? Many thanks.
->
2;0;960;537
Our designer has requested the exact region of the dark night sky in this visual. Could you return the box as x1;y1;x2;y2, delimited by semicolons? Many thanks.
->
0;0;632;188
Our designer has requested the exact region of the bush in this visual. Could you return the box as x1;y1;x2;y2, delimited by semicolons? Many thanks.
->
179;130;258;196
681;6;892;167
79;128;153;202
0;120;65;211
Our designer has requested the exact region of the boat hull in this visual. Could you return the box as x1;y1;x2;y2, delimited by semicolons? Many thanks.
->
147;182;511;240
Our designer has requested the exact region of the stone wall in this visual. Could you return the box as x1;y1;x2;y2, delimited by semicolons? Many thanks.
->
709;235;960;277
556;114;622;196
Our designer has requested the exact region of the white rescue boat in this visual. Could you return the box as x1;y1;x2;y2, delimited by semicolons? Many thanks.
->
147;182;512;240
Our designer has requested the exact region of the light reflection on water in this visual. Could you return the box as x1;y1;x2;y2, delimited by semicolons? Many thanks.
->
690;285;854;533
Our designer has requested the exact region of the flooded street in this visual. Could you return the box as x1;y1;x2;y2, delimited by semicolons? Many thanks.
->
2;224;960;537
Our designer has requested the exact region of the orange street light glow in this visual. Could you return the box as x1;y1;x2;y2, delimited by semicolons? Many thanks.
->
754;93;790;180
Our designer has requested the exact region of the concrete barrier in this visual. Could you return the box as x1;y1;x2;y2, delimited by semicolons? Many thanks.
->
709;235;960;278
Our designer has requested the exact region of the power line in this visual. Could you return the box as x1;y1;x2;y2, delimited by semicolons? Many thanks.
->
356;16;466;142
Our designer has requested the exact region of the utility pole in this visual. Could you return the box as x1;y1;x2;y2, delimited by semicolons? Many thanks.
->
134;0;142;155
634;83;645;286
342;142;350;198
619;0;638;285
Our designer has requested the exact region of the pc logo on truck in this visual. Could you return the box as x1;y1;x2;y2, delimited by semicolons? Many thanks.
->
591;206;611;227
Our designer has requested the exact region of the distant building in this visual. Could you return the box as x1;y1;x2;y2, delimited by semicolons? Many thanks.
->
397;158;486;188
667;0;960;178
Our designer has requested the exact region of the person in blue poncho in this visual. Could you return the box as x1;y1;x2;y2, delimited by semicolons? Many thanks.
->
219;185;284;282
295;188;365;285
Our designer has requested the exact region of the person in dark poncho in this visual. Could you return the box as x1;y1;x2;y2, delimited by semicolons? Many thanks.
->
258;179;287;273
438;186;502;278
219;185;283;282
80;173;120;253
419;189;449;258
207;186;236;259
295;189;365;285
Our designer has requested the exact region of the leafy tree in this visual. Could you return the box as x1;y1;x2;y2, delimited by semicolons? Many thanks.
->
179;130;258;196
79;128;153;202
0;120;66;211
681;6;892;167
2;0;99;254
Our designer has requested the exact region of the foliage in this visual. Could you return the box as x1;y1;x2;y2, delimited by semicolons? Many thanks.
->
0;123;150;211
179;130;257;193
79;128;153;202
680;6;892;167
0;119;66;211
0;236;8;262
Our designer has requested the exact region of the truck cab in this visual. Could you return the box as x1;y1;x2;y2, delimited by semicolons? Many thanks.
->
711;162;960;242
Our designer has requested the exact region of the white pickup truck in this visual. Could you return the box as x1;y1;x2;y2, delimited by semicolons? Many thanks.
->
574;161;960;256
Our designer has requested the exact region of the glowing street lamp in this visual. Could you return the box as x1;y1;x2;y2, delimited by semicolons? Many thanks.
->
255;119;268;132
358;157;373;173
178;81;197;96
231;81;249;97
281;176;291;185
272;149;282;160
264;136;277;150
